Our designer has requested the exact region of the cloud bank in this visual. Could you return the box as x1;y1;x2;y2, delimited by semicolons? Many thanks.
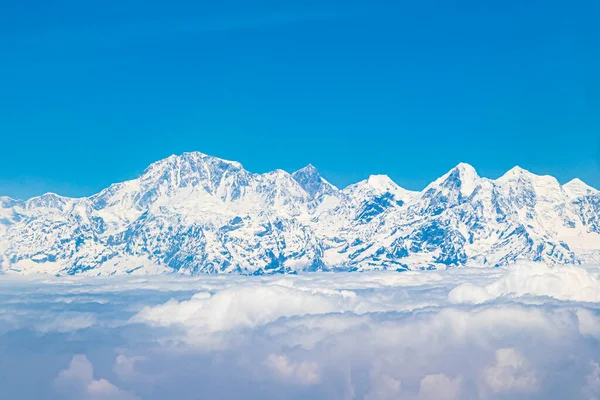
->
1;262;599;399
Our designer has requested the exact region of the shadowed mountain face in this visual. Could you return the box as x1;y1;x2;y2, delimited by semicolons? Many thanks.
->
0;151;598;275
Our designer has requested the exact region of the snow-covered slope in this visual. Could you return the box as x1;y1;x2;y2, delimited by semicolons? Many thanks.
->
0;152;598;275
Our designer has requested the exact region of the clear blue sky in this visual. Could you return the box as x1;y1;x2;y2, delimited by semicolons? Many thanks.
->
0;0;598;199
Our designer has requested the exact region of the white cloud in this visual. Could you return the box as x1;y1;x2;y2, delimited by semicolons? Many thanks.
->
482;348;537;393
36;312;97;333
113;354;146;382
448;282;495;304
418;374;461;400
364;371;402;400
55;355;139;400
264;353;320;385
578;309;600;338
130;282;384;347
583;361;600;400
2;262;600;399
449;262;600;304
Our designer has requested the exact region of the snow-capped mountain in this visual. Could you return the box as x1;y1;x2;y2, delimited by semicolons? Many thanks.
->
0;151;598;276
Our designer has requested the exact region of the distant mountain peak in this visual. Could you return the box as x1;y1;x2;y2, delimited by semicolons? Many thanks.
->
455;162;477;173
498;165;534;181
345;175;397;194
344;175;416;211
295;163;318;174
425;163;480;198
292;164;337;199
0;196;21;208
366;174;397;190
140;151;247;184
1;150;598;276
496;166;564;196
144;152;244;174
563;178;598;198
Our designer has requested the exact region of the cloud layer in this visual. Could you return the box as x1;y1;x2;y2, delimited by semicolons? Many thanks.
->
1;262;600;399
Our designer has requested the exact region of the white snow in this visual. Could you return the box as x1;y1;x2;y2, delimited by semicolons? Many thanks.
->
0;152;598;275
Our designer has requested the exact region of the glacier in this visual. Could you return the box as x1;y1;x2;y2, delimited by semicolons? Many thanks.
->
0;151;598;276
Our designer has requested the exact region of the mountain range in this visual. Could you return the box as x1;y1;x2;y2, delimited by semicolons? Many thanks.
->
1;151;598;275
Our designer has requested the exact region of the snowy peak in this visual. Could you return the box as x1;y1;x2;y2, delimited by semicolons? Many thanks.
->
139;151;247;189
0;196;22;209
563;178;598;199
293;163;319;176
291;164;338;199
495;166;560;188
343;175;415;223
497;165;530;180
442;163;480;196
345;175;414;201
25;193;71;211
494;166;536;193
1;151;599;276
495;166;563;205
417;163;481;215
92;152;254;211
366;174;398;192
346;174;392;192
455;162;478;175
259;169;308;200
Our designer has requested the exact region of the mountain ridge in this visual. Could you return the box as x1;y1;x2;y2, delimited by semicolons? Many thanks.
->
1;151;598;276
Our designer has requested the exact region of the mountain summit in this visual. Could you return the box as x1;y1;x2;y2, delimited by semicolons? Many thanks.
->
563;178;598;198
291;164;337;200
1;152;598;275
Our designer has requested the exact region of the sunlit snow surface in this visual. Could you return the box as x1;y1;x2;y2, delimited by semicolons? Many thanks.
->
2;262;600;399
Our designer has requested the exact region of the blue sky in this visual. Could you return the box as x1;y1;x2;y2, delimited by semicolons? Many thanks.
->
0;0;598;199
